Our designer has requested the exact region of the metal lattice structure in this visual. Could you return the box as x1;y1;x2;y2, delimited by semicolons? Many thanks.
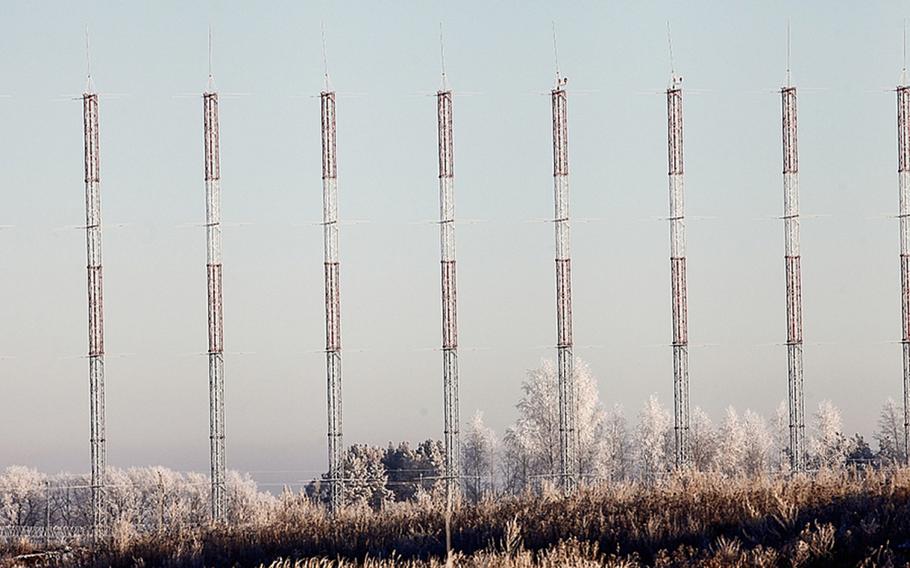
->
203;81;226;521
781;84;806;472
321;89;344;513
666;76;690;468
551;78;577;492
82;85;106;539
897;81;910;464
437;84;461;506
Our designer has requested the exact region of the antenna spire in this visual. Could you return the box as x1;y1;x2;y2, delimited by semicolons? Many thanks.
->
439;22;448;90
206;26;216;93
903;19;908;85
667;22;680;88
786;19;792;86
321;22;331;92
552;21;563;87
84;26;95;93
551;22;567;89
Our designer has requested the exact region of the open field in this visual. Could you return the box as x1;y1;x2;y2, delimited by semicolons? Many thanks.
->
3;468;910;567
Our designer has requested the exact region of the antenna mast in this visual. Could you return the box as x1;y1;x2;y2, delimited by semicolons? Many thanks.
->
550;28;578;493
781;56;806;472
203;38;226;521
665;29;689;468
897;57;910;465
436;32;460;508
320;39;344;512
82;40;106;541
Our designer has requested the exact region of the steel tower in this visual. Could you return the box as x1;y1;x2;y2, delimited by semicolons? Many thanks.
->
321;88;344;512
203;74;226;520
666;74;690;468
897;77;910;464
437;78;461;505
551;75;577;492
82;79;106;539
781;81;806;472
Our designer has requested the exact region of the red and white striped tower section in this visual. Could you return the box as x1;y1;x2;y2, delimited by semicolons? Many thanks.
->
666;75;690;468
897;79;910;464
82;78;106;538
203;77;226;521
437;81;460;505
781;83;806;472
552;76;577;492
321;89;344;513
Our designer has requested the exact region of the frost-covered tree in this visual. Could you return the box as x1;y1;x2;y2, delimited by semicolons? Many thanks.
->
0;466;275;530
382;440;445;502
715;407;745;476
306;443;425;507
500;425;533;494
342;445;393;509
226;471;277;523
462;411;496;502
104;467;258;528
174;471;211;526
875;398;906;465
504;360;560;485
575;361;610;480
741;410;772;476
415;439;446;498
502;358;609;489
47;473;91;528
636;395;672;479
811;400;848;469
845;434;875;469
0;466;46;526
147;468;208;529
603;404;632;481
690;407;718;472
105;468;143;526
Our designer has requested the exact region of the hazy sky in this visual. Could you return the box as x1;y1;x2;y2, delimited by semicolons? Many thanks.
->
1;1;908;483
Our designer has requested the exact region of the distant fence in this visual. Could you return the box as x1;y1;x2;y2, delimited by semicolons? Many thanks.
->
0;523;196;544
0;525;94;544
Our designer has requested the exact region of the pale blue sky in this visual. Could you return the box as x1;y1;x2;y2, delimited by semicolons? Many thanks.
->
0;2;907;479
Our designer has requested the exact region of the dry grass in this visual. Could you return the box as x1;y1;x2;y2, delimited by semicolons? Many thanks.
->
4;468;910;567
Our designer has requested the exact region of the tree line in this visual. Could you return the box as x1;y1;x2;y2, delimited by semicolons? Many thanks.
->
0;357;906;527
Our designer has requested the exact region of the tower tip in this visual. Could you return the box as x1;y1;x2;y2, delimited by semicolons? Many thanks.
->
84;25;95;94
206;26;216;93
552;21;563;88
902;19;908;86
785;19;792;87
439;22;449;91
667;22;681;89
550;22;568;91
321;22;332;93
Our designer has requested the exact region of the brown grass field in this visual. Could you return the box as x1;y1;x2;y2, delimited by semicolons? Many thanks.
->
3;468;910;567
